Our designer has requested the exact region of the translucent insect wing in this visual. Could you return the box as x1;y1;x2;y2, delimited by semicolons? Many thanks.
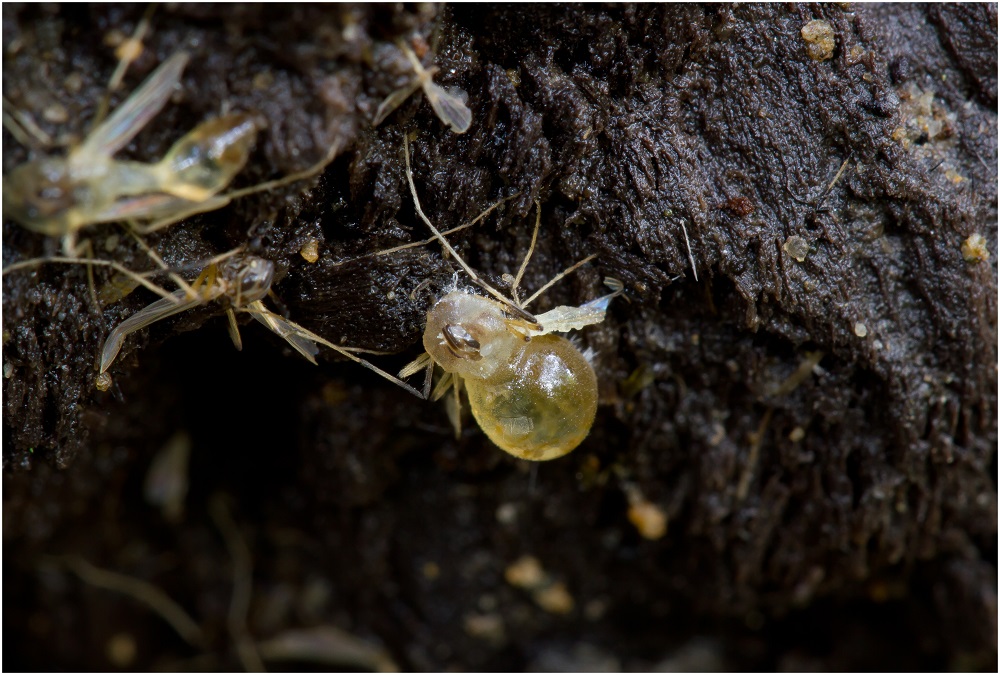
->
100;290;200;373
424;81;472;134
242;302;321;365
85;191;199;226
73;51;190;163
373;80;423;127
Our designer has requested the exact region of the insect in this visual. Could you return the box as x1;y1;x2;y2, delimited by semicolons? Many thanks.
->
398;137;622;460
373;41;472;134
3;49;337;255
96;251;422;398
5;52;246;249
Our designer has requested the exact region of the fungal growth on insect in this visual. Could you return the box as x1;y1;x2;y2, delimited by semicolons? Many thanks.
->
398;137;621;461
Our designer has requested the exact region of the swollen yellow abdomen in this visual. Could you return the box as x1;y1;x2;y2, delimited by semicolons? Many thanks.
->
464;334;598;461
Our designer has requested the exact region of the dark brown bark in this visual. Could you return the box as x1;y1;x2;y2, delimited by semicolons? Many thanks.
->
3;3;996;670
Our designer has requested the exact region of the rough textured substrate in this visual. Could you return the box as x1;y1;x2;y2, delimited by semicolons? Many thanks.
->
3;4;996;670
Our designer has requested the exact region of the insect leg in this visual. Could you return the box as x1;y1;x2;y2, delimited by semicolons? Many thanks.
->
71;237;102;310
510;199;542;305
376;193;517;257
430;370;454;401
123;226;199;300
399;351;432;378
403;136;519;311
226;309;243;351
521;253;598;310
2;96;53;148
91;4;158;129
241;302;426;398
1;256;181;304
445;376;463;439
221;137;343;202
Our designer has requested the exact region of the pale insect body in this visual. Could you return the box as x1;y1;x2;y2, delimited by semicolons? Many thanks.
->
3;53;257;247
3;50;338;254
97;252;422;398
401;138;621;461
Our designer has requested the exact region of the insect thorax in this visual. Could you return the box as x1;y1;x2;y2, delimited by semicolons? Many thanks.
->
423;291;521;381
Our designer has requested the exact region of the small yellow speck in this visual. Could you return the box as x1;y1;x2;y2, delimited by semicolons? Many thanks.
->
320;381;349;406
584;598;609;621
627;499;668;540
115;37;144;64
103;29;126;48
801;20;836;61
846;44;866;66
789;426;806;442
854;322;868;338
504;556;545;589
709;423;726;446
944;168;966;184
620;364;655;399
495;502;518;525
42;104;68;124
300;239;320;263
961;233;989;263
253;70;275;91
868;581;890;603
106;632;137;668
95;373;112;391
783;235;810;262
463;613;506;643
421;561;440;580
64;72;84;94
535;582;575;615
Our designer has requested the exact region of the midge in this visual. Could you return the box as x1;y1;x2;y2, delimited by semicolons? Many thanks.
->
398;137;622;461
3;50;334;255
94;249;421;396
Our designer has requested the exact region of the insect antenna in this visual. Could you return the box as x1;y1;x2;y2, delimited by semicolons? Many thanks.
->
376;193;518;257
223;136;343;202
2;96;52;148
2;255;181;304
521;254;598;310
403;134;538;327
123;227;199;300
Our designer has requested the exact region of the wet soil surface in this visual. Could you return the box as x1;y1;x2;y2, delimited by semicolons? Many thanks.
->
3;4;997;671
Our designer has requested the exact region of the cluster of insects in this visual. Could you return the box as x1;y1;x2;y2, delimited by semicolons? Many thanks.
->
3;23;619;461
